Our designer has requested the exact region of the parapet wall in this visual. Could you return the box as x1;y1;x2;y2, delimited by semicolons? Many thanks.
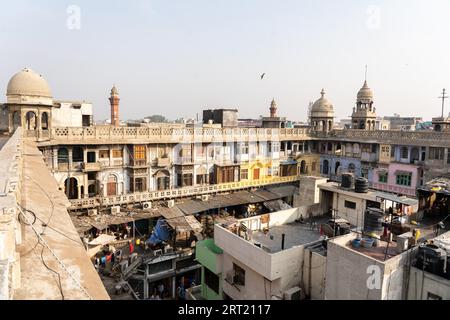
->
0;128;23;299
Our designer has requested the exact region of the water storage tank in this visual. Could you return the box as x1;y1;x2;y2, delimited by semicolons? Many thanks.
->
341;173;353;189
416;244;447;277
364;208;384;232
355;177;369;193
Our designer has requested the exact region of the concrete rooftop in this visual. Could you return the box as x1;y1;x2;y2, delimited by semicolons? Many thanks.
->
251;218;327;253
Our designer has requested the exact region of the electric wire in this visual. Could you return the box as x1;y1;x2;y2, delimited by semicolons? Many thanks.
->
17;205;93;300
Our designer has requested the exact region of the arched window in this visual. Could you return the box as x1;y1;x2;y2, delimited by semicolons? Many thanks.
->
25;111;37;130
322;160;329;175
41;112;49;130
64;177;78;200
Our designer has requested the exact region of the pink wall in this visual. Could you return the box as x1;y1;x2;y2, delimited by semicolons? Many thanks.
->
372;163;419;197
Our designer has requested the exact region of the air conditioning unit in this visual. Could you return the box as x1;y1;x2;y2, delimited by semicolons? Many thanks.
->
201;195;209;202
88;209;97;217
283;286;304;300
142;201;152;210
164;246;173;254
110;206;121;215
396;232;411;253
167;200;175;208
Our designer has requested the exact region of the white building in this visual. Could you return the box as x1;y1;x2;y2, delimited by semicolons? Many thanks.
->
214;208;327;300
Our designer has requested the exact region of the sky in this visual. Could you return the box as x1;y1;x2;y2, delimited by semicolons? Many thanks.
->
1;0;450;122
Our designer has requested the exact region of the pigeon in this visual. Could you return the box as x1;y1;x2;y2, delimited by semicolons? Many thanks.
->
260;73;266;80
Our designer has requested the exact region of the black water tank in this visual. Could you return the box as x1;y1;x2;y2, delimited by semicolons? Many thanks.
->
364;208;384;232
355;177;369;193
341;173;353;189
446;255;450;280
415;244;447;277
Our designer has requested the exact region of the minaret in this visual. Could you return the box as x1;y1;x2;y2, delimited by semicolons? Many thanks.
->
270;98;277;117
109;85;120;126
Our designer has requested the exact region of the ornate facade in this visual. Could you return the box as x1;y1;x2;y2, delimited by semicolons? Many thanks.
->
2;68;450;213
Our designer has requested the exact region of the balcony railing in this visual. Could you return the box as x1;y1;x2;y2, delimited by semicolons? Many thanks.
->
47;126;311;144
68;175;300;210
81;162;102;172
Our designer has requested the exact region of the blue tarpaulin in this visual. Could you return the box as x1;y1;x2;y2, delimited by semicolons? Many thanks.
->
146;218;171;245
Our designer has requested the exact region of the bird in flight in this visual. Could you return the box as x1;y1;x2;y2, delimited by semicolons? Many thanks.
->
260;73;266;80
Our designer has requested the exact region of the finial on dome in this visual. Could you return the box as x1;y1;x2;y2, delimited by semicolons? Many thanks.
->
110;85;119;96
321;88;325;98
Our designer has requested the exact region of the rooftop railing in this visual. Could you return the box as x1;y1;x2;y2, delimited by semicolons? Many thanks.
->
68;175;300;210
46;126;311;144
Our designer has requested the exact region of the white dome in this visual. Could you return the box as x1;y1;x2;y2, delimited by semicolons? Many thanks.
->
311;89;334;113
6;68;52;104
357;81;373;101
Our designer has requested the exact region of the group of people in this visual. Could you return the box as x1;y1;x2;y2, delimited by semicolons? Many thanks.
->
149;283;166;300
148;277;196;300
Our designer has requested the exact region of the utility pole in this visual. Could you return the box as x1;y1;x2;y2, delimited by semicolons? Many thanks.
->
438;88;448;118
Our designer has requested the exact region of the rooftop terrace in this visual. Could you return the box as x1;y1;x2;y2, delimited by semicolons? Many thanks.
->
250;218;327;253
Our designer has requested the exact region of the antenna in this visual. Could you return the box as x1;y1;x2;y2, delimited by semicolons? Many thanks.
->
438;88;448;118
365;65;368;82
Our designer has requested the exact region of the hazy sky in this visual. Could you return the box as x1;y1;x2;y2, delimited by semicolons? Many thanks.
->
1;0;450;122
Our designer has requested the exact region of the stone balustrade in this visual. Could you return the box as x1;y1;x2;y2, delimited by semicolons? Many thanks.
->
42;126;450;147
0;128;23;299
313;129;450;147
69;175;300;210
45;126;311;145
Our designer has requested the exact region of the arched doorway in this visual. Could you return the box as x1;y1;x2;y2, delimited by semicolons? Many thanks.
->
155;170;170;191
25;111;37;130
335;161;341;175
300;160;307;174
64;177;78;200
41;112;49;130
323;160;329;175
106;175;118;196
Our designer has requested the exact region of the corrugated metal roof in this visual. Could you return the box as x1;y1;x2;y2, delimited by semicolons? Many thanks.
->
177;190;268;215
373;191;418;206
266;185;298;198
177;200;210;215
252;189;280;201
158;206;185;219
